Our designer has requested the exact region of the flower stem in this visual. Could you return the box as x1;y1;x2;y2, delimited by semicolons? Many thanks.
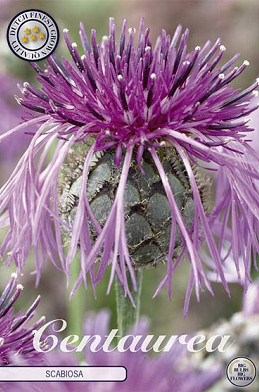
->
115;270;143;336
67;255;86;361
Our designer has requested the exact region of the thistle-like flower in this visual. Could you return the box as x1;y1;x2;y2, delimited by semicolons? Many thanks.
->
0;18;259;310
6;310;220;392
81;310;222;392
0;273;45;365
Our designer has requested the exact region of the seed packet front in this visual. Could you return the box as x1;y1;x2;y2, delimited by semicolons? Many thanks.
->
0;1;258;391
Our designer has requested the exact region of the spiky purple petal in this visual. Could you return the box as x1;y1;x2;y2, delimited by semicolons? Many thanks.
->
0;274;45;365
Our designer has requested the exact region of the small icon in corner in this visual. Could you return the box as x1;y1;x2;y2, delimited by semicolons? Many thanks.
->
7;9;59;61
226;357;256;387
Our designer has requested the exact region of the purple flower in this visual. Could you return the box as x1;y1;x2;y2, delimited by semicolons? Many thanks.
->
0;274;81;391
0;273;45;365
81;310;221;392
6;310;220;392
0;18;259;310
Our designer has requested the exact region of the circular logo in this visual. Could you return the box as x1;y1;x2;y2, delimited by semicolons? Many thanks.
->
226;357;256;387
7;9;59;61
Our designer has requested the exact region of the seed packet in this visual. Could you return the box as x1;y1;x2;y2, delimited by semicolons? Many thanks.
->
0;1;258;390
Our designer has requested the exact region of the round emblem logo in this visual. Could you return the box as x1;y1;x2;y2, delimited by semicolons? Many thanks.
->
7;9;59;61
226;357;256;387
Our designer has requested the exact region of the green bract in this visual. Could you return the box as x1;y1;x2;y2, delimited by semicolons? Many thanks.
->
60;147;211;268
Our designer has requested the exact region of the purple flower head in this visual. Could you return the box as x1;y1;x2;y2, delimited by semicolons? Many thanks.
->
0;310;221;392
0;18;259;311
0;273;45;365
81;310;222;392
0;275;81;391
